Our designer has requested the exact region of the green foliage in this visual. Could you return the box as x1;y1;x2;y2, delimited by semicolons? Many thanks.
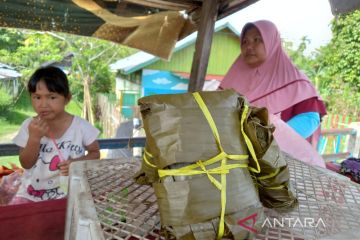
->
0;28;24;52
284;37;318;82
66;36;134;100
283;10;360;116
66;100;83;116
94;121;103;137
0;87;12;112
2;109;33;125
60;35;135;121
14;88;32;110
0;156;20;168
314;10;360;115
15;32;65;81
0;29;135;124
0;103;34;145
0;89;33;133
0;30;65;89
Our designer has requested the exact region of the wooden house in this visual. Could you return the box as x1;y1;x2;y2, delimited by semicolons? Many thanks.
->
0;63;21;98
110;20;241;118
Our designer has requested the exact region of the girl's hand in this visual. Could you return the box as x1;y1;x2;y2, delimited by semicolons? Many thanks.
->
28;116;49;140
58;159;72;176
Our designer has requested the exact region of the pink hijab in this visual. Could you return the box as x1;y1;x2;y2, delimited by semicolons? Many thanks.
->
220;20;320;114
220;20;325;168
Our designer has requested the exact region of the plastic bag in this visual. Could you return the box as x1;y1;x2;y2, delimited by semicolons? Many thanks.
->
340;157;360;183
0;170;22;205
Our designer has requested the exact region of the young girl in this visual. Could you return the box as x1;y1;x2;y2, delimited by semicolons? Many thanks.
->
10;66;100;204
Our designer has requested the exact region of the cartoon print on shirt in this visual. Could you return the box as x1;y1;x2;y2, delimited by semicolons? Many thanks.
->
49;155;61;171
39;141;84;156
26;155;65;200
24;138;88;201
27;183;64;200
13;116;99;202
41;153;61;167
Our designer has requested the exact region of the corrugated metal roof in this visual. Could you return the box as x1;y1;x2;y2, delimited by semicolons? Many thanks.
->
110;20;240;74
0;63;21;79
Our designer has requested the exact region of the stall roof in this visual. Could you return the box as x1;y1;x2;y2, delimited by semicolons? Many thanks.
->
0;0;259;60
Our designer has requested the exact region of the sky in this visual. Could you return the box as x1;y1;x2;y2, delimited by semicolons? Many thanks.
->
224;0;334;54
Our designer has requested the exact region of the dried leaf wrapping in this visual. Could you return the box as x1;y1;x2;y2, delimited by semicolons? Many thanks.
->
136;90;266;239
242;106;298;210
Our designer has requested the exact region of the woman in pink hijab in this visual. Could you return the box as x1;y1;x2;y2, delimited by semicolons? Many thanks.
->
220;20;326;167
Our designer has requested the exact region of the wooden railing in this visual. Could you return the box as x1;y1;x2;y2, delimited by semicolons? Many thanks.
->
322;114;360;129
1;127;359;164
318;128;358;162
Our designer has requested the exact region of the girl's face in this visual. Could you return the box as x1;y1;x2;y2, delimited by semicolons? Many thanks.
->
241;26;267;68
31;81;69;120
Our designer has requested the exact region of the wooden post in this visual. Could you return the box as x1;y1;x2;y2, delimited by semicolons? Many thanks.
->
188;0;219;92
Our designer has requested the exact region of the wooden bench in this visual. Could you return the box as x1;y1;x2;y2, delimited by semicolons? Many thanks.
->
318;127;358;162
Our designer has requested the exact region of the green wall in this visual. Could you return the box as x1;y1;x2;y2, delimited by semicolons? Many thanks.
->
147;28;240;75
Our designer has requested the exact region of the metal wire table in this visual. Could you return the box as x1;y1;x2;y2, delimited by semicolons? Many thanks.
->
65;155;360;240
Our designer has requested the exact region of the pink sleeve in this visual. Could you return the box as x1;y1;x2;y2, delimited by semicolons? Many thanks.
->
269;114;326;168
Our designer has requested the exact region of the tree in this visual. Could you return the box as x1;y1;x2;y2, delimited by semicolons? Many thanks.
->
284;37;318;81
0;28;24;52
314;10;360;115
0;29;65;104
0;29;135;123
49;33;135;124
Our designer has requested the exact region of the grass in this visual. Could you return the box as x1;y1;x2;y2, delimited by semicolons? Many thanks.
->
0;156;20;168
0;118;23;138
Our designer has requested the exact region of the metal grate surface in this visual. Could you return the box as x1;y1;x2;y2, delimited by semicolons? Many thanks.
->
255;155;360;240
86;160;163;240
78;155;360;240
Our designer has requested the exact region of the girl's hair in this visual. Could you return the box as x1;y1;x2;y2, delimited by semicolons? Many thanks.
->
27;66;70;97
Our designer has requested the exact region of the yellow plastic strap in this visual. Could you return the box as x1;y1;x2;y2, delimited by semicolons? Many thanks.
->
257;168;280;180
159;161;248;188
240;105;261;173
158;151;247;176
159;162;248;177
192;92;225;239
263;184;286;190
197;160;222;190
143;148;157;168
193;92;224;152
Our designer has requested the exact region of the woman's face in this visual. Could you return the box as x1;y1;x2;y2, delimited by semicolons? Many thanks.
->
241;26;267;68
